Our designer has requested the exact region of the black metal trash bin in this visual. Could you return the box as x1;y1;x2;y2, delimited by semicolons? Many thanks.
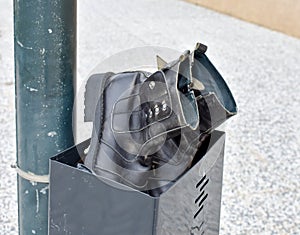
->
48;130;225;235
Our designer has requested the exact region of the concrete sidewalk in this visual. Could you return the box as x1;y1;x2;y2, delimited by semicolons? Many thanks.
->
1;0;300;234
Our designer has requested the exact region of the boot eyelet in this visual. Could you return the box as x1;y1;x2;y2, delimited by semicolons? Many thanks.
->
149;81;155;90
162;100;167;111
148;109;153;119
154;104;159;116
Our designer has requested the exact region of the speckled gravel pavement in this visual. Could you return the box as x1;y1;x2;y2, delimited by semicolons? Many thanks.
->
1;0;300;234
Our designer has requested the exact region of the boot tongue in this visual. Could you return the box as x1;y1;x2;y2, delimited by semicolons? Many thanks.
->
176;53;199;130
158;52;199;130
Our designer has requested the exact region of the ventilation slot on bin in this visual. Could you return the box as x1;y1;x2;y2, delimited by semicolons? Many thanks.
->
194;175;209;219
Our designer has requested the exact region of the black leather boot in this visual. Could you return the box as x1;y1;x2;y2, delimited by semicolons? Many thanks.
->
84;43;237;195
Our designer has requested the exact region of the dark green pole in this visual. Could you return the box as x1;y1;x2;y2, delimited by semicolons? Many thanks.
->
14;0;76;234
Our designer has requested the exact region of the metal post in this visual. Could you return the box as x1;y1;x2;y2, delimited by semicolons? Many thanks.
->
14;0;76;234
